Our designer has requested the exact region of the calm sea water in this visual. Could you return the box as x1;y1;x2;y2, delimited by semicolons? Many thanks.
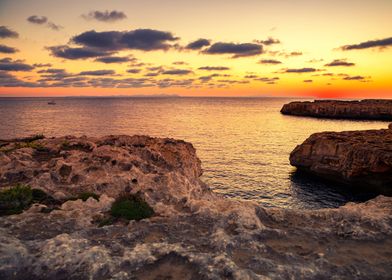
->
0;97;388;209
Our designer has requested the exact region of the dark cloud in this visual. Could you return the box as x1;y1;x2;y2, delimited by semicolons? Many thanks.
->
244;75;258;79
47;45;111;59
284;68;318;73
47;22;63;31
0;58;34;71
186;39;211;50
307;58;324;63
325;59;355;67
37;68;67;74
33;63;52;67
126;69;141;74
0;44;18;53
198;74;221;82
79;70;116;76
79;70;115;76
72;29;178;51
0;71;37;87
156;78;194;88
162;69;193;75
95;56;132;63
286;51;302;57
254;77;279;84
198;66;230;71
144;72;160;77
27;15;48;24
256;37;281;45
303;80;313;83
83;10;127;22
27;15;62;30
0;26;19;38
203;42;263;58
172;61;187;65
343;75;365;80
341;37;392;50
259;59;282;64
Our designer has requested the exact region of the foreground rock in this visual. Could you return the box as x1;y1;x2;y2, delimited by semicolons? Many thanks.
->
281;99;392;120
1;135;392;279
290;127;392;193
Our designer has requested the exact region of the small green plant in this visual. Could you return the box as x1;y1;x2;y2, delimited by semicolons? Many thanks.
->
97;216;115;227
60;140;71;149
0;185;59;216
110;194;154;221
0;184;33;216
15;141;45;150
24;134;44;142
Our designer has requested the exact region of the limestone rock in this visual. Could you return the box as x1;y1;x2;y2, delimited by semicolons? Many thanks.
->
1;135;392;279
290;128;392;191
281;99;392;120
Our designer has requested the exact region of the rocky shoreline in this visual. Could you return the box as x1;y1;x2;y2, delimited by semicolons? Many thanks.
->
1;135;392;279
281;99;392;120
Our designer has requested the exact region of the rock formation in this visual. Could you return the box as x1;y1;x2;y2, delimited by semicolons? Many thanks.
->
290;127;392;192
281;99;392;120
1;135;392;279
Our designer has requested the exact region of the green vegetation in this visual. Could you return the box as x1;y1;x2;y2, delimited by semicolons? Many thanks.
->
0;184;33;216
60;140;70;149
110;194;154;221
0;184;60;216
0;134;46;153
14;141;45;150
22;134;45;142
97;216;115;227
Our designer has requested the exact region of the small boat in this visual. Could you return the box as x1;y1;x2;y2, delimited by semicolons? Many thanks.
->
48;101;56;105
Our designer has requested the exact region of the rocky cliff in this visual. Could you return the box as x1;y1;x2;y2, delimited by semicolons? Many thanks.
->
290;126;392;192
281;99;392;120
1;135;392;279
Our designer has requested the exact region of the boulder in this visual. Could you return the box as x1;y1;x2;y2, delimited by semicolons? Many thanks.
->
281;99;392;120
290;128;392;192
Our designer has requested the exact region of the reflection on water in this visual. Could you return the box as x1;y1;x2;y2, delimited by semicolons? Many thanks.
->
289;171;378;209
0;97;388;209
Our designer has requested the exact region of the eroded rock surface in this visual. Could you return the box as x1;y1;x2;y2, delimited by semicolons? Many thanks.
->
281;99;392;120
1;135;392;279
290;128;392;192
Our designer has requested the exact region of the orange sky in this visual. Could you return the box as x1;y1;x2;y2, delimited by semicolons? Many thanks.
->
0;0;391;98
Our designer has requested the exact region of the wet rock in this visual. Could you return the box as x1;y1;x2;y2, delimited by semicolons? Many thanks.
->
290;128;392;192
281;99;392;120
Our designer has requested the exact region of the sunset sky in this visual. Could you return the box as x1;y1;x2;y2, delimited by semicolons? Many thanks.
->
0;0;391;98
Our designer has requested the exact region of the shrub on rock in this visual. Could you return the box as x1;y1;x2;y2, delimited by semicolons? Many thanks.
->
110;194;154;221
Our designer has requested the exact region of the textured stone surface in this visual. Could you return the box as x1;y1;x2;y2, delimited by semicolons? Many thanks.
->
281;99;392;120
290;128;392;192
1;135;392;279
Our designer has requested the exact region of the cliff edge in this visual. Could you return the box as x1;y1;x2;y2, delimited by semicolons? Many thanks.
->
281;99;392;120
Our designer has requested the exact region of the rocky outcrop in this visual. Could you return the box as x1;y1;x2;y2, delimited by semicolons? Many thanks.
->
1;135;392;279
290;127;392;192
281;99;392;120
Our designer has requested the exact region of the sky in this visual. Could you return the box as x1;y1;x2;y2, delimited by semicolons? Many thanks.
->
0;0;391;98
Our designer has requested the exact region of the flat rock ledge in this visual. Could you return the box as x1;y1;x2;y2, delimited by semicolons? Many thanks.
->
290;127;392;192
281;99;392;120
1;135;392;279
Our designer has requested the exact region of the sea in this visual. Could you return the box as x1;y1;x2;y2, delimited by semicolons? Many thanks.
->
0;97;388;209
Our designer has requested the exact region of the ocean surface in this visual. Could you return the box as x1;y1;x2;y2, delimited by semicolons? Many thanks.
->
0;97;388;209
